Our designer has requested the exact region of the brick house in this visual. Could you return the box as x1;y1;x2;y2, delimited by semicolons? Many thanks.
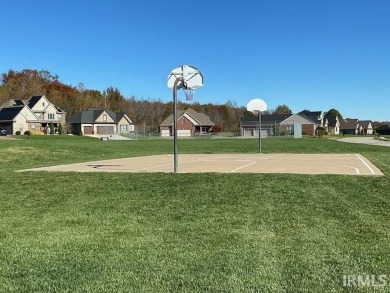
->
159;108;215;137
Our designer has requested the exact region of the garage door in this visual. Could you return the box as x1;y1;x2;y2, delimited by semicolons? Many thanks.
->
97;126;114;135
161;129;170;137
243;129;252;136
177;130;191;137
83;126;93;135
0;123;13;135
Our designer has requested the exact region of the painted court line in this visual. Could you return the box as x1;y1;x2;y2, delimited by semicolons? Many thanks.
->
355;154;376;175
137;162;173;171
320;163;360;175
17;154;383;176
231;161;257;173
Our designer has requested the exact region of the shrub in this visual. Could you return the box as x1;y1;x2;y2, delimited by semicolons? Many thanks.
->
316;127;328;138
24;131;31;136
32;131;44;135
15;131;21;135
49;122;54;135
58;123;63;135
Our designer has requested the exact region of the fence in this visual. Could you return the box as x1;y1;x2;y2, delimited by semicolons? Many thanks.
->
118;123;304;140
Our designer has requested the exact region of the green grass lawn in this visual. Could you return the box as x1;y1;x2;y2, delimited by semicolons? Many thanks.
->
1;136;390;292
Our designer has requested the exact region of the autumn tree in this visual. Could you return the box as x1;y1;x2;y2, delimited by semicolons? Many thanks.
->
326;108;343;119
1;68;255;132
273;104;292;114
102;87;125;112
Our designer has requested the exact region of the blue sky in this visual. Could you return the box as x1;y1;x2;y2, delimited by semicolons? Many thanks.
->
1;0;389;121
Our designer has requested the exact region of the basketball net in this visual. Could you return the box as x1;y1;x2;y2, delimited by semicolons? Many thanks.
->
252;110;260;116
184;88;194;101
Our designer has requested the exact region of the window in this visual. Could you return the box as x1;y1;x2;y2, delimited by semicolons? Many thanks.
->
42;102;45;107
120;125;128;133
103;114;107;121
48;113;55;119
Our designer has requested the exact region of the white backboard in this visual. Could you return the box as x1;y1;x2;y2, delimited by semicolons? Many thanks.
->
247;98;267;112
167;65;204;89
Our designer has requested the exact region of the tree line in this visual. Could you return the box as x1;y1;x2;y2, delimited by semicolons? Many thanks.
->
1;69;296;132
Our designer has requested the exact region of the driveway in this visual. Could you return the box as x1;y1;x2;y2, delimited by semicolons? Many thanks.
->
0;136;17;140
337;137;390;147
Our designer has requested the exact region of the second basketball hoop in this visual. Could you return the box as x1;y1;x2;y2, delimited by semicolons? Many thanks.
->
247;98;267;155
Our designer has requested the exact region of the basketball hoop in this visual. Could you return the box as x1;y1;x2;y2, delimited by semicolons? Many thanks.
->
184;88;194;101
167;65;203;173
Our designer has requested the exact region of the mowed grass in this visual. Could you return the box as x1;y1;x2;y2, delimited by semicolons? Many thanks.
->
1;136;390;292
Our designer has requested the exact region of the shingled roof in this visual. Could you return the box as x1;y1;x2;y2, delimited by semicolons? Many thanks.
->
0;99;27;108
0;106;24;121
298;110;323;124
323;114;338;127
359;120;372;129
27;96;43;109
159;108;215;127
68;108;130;124
339;119;359;130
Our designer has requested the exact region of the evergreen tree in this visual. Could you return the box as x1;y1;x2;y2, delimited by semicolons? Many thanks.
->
49;122;54;135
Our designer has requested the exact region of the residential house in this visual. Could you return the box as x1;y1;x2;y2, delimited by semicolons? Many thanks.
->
359;120;373;135
299;110;325;124
0;95;66;134
159;108;215;137
279;110;324;136
240;113;292;137
323;114;340;135
375;124;390;135
68;108;134;135
339;119;360;135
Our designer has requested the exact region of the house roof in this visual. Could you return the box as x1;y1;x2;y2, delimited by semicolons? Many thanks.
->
27;95;44;109
359;120;372;129
376;124;390;131
159;108;215;127
0;99;27;108
1;96;66;114
345;118;359;123
339;120;358;130
54;105;67;114
280;113;323;125
323;114;338;127
0;106;23;121
116;112;133;123
241;113;292;126
298;110;323;123
68;108;129;124
241;113;292;122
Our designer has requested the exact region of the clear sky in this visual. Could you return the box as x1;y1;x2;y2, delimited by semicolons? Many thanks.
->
1;0;389;121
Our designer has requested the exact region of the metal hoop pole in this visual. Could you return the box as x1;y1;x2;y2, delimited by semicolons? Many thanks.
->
259;111;262;154
173;77;182;173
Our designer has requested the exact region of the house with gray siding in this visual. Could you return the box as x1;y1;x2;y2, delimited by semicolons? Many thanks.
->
68;108;134;136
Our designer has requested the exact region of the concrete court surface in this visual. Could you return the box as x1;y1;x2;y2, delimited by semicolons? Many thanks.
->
20;153;383;176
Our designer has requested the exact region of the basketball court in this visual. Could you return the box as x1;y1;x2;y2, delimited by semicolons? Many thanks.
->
19;153;383;176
